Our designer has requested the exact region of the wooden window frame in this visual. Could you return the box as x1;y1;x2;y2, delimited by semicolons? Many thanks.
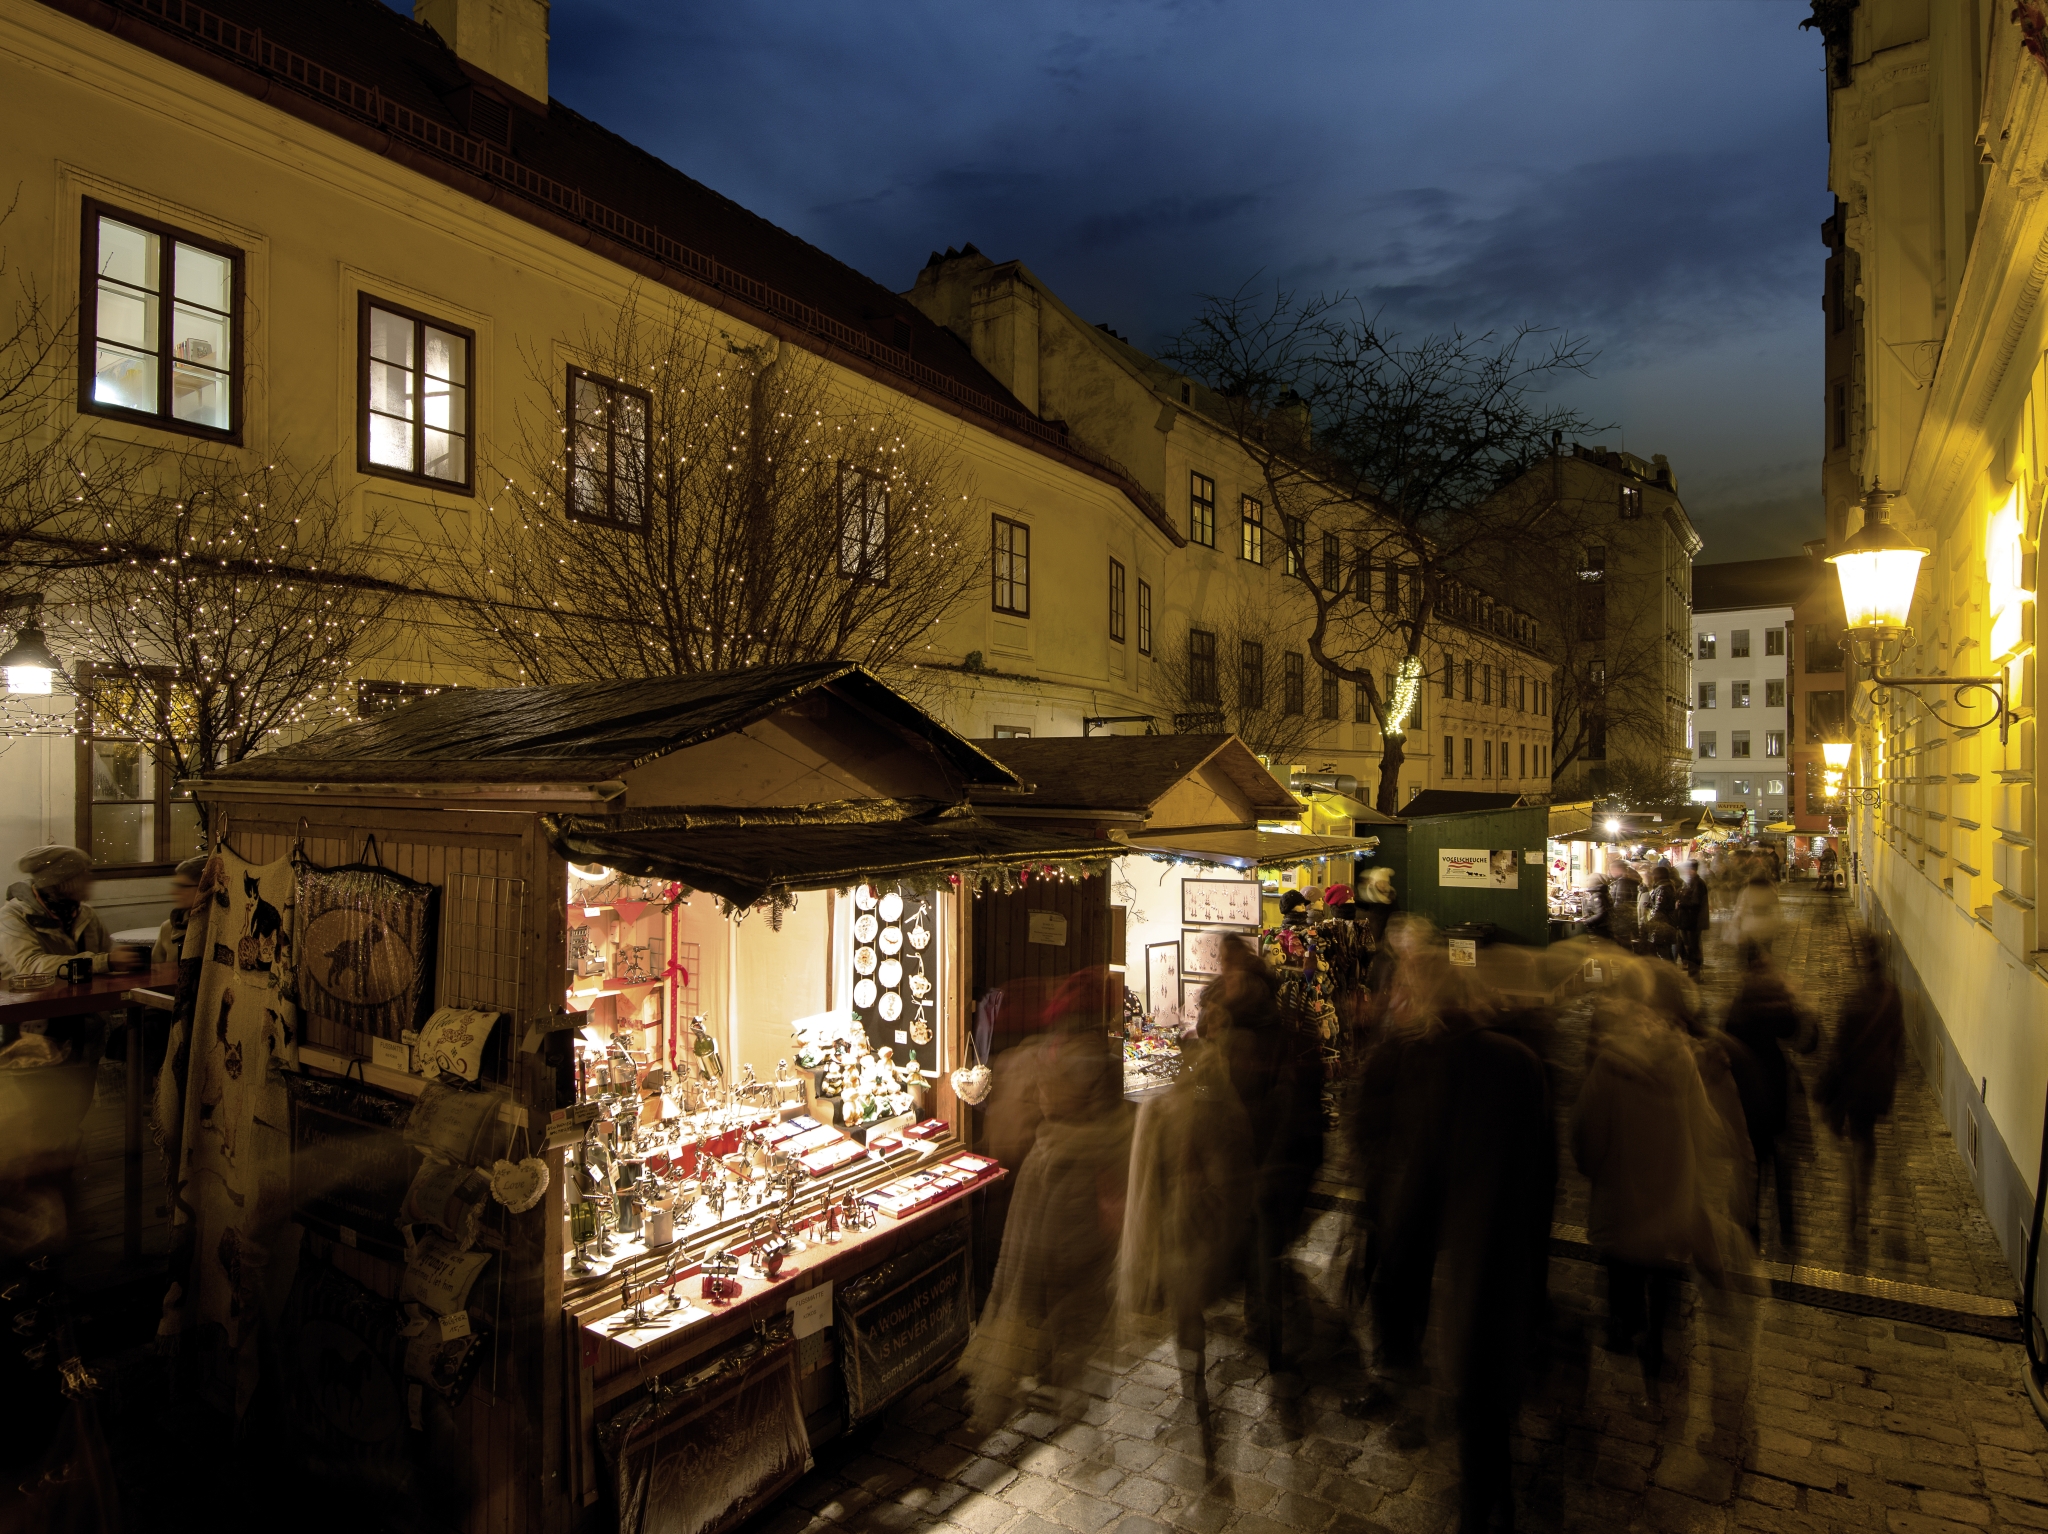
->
74;665;198;877
1189;472;1216;548
1108;558;1126;644
565;365;652;532
357;292;477;493
1321;666;1340;721
837;463;891;584
1282;651;1304;716
1239;495;1264;563
1188;628;1217;703
79;197;244;445
1284;516;1304;577
1239;639;1265;711
1320;532;1341;591
992;514;1031;616
1137;579;1153;656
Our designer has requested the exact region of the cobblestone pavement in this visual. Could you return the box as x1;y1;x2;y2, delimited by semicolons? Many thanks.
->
765;886;2048;1534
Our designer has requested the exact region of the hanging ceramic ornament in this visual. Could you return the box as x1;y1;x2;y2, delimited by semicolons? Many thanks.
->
853;913;878;943
489;1156;550;1214
910;1007;931;1045
852;977;877;1010
854;884;878;911
878;891;904;923
879;926;903;955
877;957;902;989
853;946;877;975
878;992;903;1022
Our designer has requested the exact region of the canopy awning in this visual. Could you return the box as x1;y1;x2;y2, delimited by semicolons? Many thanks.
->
1122;829;1381;869
542;812;1115;906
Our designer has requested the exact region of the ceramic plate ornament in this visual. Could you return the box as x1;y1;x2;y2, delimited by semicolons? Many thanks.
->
877;958;903;989
878;992;903;1022
854;884;878;911
878;891;904;923
853;946;877;975
853;977;878;1009
853;913;878;943
879;926;903;955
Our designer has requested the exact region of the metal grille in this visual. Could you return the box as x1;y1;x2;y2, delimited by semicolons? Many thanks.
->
443;873;528;1021
672;940;700;1014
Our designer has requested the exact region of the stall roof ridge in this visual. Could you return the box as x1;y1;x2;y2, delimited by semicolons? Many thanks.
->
201;664;1019;786
964;734;1300;818
1398;789;1540;819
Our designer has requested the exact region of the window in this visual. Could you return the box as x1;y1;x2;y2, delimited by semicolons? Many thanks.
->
1731;778;1753;797
1833;382;1848;448
1733;679;1751;707
82;201;240;439
992;515;1030;615
1444;736;1455;775
1698;633;1716;660
992;725;1031;739
1766;777;1785;796
1480;665;1491;707
1462;738;1473;777
566;368;650;530
1282;652;1304;715
1766;628;1786;657
1517;676;1527;712
1353;549;1372;601
1188;629;1217;702
1695;775;1718;796
1321;532;1342;591
1731;730;1751;758
1108;558;1126;643
1483;740;1492;777
361;295;473;488
1283;516;1305;577
1765;678;1785;708
1239;640;1265;710
1356;681;1371;724
78;671;203;871
1579;581;1607;640
1462;661;1473;702
1804;624;1845;673
1806;689;1846;743
1731;629;1751;658
1321;666;1340;720
1765;731;1784;757
1190;472;1216;547
1620;485;1642;520
1500;739;1509;778
1382;561;1399;611
1442;652;1456;699
1698;731;1717;759
1698;682;1717;709
837;466;890;582
1137;579;1153;655
1582;545;1607;576
1239;496;1264;563
1519;742;1527;778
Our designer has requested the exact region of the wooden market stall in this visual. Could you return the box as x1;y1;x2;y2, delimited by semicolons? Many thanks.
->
185;663;1114;1534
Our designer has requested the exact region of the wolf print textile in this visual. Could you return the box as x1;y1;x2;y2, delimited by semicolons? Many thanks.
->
295;859;439;1041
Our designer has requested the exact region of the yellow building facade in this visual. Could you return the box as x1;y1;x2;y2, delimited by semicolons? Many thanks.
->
1820;0;2047;1271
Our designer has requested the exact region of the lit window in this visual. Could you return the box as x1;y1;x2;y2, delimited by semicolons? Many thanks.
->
1733;679;1751;708
566;368;650;531
992;515;1030;615
1239;496;1264;563
1698;682;1716;709
1284;516;1305;577
1698;731;1717;759
84;202;239;438
1190;473;1216;547
1620;485;1642;520
361;296;472;488
78;669;202;870
1765;731;1784;757
1698;633;1716;660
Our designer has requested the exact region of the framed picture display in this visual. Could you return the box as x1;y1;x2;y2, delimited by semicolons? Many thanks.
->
1180;878;1260;929
1180;977;1210;1020
1181;928;1249;978
1144;942;1180;1018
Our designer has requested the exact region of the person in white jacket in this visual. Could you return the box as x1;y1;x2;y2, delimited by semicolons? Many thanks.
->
0;845;111;988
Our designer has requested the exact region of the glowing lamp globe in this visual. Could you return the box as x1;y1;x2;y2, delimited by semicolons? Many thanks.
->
0;620;61;697
1821;742;1852;770
1827;490;1926;639
1604;817;1622;835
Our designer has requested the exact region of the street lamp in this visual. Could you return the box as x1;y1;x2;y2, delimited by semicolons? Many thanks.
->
1827;486;2015;743
1819;739;1877;806
0;597;64;697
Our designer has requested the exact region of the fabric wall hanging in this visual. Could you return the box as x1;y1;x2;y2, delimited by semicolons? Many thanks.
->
166;848;302;1419
295;853;439;1042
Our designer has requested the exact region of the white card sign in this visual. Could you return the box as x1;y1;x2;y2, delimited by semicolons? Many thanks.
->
788;1282;833;1338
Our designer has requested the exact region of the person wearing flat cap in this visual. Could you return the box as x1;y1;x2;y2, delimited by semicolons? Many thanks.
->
0;845;111;986
152;855;208;965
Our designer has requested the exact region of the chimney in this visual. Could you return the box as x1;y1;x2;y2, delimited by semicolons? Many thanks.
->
416;0;550;110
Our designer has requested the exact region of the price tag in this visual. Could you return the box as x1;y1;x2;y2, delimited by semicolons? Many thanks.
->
787;1283;832;1339
441;1310;472;1341
1447;938;1478;968
371;1037;411;1074
894;1031;908;1045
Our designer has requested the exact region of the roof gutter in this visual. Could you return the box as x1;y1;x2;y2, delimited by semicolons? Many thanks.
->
185;778;629;803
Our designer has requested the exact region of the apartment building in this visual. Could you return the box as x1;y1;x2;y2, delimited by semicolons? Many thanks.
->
1690;559;1809;831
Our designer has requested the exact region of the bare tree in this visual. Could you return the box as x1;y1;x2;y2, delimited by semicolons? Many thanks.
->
1166;288;1604;813
442;298;984;684
1596;750;1693;812
46;453;405;776
1157;591;1329;763
0;195;97;582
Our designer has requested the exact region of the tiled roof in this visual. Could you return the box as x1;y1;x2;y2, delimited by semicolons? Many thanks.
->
52;0;1172;532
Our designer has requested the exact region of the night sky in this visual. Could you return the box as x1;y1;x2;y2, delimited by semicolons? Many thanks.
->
501;1;1833;563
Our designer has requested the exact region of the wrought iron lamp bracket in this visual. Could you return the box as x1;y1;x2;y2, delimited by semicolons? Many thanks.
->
1867;665;2014;745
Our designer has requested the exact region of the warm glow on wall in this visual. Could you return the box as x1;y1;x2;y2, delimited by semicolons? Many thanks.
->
1988;487;2031;660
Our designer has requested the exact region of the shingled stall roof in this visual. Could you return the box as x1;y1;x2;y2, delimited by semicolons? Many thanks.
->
56;0;1177;544
198;663;1018;791
965;735;1301;820
542;811;1115;908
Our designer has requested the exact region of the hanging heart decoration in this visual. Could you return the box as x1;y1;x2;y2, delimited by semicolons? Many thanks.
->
950;1063;992;1105
489;1156;550;1213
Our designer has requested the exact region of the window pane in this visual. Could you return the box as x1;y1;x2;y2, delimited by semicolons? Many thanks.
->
94;343;158;413
173;302;229;372
424;377;465;434
368;411;413;470
172;242;231;311
171;361;230;430
96;280;158;352
96;218;158;290
92;740;151;803
572;374;605;425
369;358;414;420
91;803;155;868
369;307;414;367
423;427;462;482
424;326;466;386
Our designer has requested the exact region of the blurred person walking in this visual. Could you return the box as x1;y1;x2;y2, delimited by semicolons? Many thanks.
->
1674;860;1710;979
1641;864;1682;966
1733;872;1783;963
1815;935;1904;1245
1719;947;1816;1255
